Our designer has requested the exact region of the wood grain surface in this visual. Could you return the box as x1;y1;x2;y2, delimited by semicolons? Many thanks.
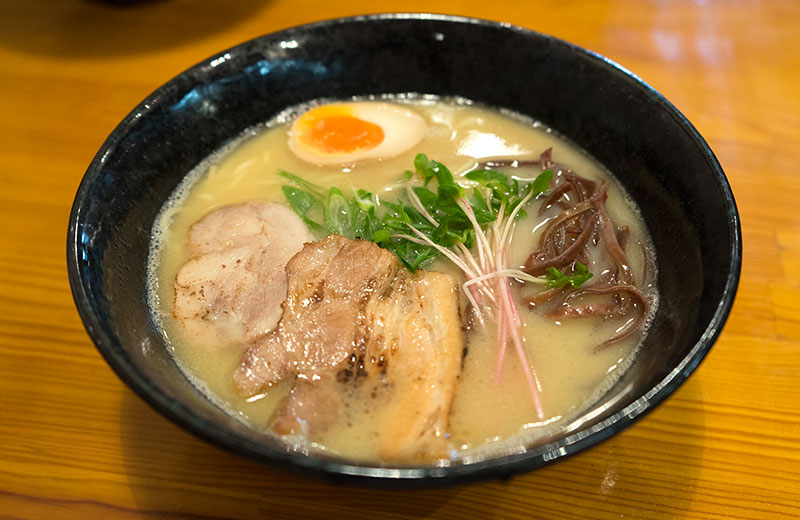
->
1;0;798;518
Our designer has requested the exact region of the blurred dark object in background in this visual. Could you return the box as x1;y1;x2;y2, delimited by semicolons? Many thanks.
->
0;0;270;57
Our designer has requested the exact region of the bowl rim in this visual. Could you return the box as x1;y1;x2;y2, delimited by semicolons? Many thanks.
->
67;12;742;485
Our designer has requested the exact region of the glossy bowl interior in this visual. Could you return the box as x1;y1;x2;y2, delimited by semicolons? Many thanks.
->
67;14;740;486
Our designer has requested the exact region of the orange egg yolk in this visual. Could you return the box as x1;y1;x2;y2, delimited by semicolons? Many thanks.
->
300;114;385;154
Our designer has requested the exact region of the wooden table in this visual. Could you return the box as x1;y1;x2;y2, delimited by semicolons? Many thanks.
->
1;1;797;518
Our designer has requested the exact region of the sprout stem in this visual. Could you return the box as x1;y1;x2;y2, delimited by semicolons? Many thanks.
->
406;184;439;227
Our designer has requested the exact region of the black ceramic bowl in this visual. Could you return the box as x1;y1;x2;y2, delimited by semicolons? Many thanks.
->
67;14;740;486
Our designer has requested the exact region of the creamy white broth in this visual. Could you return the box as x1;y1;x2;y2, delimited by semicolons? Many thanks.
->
148;97;657;462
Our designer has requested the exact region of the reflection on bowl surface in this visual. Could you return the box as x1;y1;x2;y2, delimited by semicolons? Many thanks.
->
67;13;740;486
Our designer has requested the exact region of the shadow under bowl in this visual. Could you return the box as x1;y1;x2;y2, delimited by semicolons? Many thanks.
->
67;13;741;486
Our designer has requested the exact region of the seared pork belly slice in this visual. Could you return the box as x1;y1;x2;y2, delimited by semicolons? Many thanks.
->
233;234;400;395
173;202;313;345
233;234;463;460
271;374;342;436
366;270;463;461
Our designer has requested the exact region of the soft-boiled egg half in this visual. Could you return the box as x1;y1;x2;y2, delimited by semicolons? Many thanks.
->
287;101;427;165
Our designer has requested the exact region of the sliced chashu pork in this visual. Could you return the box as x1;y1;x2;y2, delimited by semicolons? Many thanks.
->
233;235;399;393
173;202;313;345
233;234;463;460
365;270;463;460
